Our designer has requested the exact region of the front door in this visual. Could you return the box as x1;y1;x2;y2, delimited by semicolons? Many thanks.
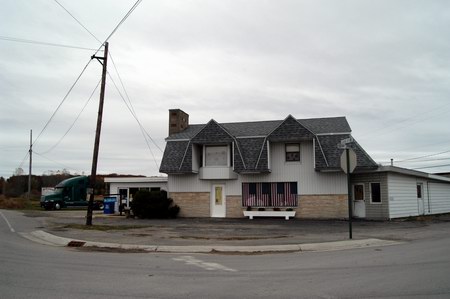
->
353;184;366;218
211;185;226;217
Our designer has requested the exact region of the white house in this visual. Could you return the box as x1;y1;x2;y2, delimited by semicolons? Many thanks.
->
159;109;378;219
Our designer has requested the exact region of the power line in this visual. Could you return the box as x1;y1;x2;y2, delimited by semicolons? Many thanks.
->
391;157;450;164
358;101;450;141
33;151;80;173
32;59;94;147
0;35;98;51
395;149;450;163
30;1;142;168
412;163;450;170
107;68;163;153
53;0;103;44
17;152;30;171
108;53;163;152
39;80;101;155
104;0;142;43
107;71;160;170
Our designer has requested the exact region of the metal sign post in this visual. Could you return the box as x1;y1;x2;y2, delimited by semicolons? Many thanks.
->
339;139;357;239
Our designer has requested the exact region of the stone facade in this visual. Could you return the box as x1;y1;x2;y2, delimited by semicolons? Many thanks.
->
296;194;348;219
226;195;245;218
170;192;210;217
171;192;347;219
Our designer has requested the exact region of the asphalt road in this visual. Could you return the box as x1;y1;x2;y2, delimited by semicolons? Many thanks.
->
1;210;450;298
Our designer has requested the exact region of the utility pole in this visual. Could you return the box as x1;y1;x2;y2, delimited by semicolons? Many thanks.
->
86;42;109;226
28;129;32;199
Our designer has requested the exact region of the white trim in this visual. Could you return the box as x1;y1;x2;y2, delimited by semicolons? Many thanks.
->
267;140;271;170
166;138;190;142
235;135;266;139
315;137;329;167
232;141;235;171
313;138;316;168
105;177;168;183
315;132;351;136
211;184;226;218
369;182;382;204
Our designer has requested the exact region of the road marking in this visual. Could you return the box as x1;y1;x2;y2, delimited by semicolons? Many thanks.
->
0;211;16;233
173;256;237;272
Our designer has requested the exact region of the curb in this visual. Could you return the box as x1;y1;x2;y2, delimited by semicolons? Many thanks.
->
21;230;402;254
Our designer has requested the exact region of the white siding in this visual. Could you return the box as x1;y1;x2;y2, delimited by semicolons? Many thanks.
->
429;182;450;214
169;141;347;196
268;142;346;195
387;173;425;218
108;181;168;195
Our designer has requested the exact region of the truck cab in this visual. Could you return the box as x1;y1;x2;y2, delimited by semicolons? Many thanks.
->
40;176;102;210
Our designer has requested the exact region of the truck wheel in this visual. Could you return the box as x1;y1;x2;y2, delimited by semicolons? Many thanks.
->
54;202;61;210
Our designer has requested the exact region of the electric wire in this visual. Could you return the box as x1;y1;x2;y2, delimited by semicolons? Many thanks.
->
109;53;163;152
39;80;101;155
358;101;450;141
33;151;80;173
107;71;160;170
395;149;450;163
18;1;142;175
387;157;450;164
32;59;93;147
412;164;450;170
104;0;142;43
53;0;103;44
0;35;98;51
17;152;30;171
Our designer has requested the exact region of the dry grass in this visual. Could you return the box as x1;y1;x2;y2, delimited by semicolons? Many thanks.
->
0;195;41;210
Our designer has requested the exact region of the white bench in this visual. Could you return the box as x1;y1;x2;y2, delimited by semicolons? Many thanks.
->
243;211;296;220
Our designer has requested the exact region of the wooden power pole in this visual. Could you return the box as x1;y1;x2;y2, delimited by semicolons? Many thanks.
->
28;129;32;199
86;42;109;226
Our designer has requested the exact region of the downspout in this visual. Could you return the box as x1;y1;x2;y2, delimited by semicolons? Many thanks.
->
427;181;431;214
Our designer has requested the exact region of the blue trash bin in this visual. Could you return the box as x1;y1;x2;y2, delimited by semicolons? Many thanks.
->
103;197;116;214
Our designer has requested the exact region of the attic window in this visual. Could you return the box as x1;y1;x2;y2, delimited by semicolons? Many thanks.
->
285;143;300;162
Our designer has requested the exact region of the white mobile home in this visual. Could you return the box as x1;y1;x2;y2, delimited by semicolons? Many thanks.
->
351;166;450;220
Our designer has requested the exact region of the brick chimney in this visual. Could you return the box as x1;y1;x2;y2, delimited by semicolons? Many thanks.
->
168;109;189;136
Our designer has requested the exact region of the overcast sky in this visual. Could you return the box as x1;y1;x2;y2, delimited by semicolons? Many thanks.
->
1;0;450;178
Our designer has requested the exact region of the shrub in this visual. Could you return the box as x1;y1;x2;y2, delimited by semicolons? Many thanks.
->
131;190;180;219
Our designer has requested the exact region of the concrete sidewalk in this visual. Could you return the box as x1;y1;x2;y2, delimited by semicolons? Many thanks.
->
20;210;450;254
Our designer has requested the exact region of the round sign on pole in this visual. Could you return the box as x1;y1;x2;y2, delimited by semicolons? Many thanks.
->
340;148;357;173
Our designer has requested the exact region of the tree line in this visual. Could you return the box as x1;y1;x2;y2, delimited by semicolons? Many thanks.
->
0;172;144;199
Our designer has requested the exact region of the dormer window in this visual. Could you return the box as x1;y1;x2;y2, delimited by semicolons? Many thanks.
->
285;143;300;162
205;145;229;166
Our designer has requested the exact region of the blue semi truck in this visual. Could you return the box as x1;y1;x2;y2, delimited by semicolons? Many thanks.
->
40;176;103;210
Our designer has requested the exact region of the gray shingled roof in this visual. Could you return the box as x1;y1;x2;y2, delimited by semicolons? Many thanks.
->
166;116;351;140
160;115;376;174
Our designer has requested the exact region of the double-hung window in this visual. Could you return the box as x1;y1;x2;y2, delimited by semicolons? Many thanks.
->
285;144;300;162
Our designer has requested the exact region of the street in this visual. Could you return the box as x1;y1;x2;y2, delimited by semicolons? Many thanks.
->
1;210;450;298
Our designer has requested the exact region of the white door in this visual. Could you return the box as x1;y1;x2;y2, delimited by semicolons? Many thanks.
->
353;184;366;218
211;185;226;218
417;183;424;215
